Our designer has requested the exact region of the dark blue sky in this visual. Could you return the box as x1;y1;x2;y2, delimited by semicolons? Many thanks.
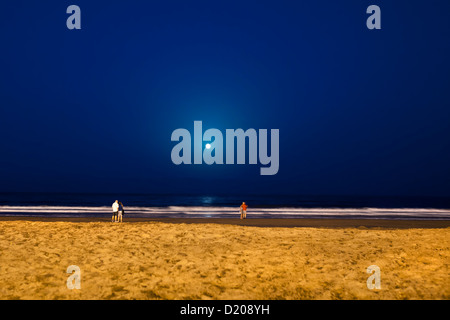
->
1;1;449;196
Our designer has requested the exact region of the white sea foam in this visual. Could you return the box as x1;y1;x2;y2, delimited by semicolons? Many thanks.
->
0;206;449;219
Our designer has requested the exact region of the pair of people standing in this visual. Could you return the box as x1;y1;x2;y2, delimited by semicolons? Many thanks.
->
112;200;125;222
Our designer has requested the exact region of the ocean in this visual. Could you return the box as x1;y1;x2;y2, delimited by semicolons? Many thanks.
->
0;193;450;220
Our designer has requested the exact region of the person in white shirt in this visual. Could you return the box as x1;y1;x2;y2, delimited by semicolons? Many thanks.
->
112;200;119;222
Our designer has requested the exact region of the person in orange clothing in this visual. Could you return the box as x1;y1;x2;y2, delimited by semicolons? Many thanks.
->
240;202;248;219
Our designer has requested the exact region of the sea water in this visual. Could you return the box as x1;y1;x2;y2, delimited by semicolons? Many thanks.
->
0;193;449;220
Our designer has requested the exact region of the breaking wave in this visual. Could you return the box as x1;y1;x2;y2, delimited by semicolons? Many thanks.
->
0;206;449;220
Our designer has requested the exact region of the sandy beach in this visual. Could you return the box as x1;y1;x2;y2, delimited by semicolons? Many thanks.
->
0;218;448;300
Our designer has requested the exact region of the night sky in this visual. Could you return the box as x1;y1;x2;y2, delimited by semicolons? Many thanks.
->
1;1;449;197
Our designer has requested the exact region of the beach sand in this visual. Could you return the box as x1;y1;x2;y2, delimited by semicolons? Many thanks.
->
0;218;448;300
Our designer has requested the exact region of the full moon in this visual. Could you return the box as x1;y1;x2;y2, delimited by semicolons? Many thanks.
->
205;143;211;149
